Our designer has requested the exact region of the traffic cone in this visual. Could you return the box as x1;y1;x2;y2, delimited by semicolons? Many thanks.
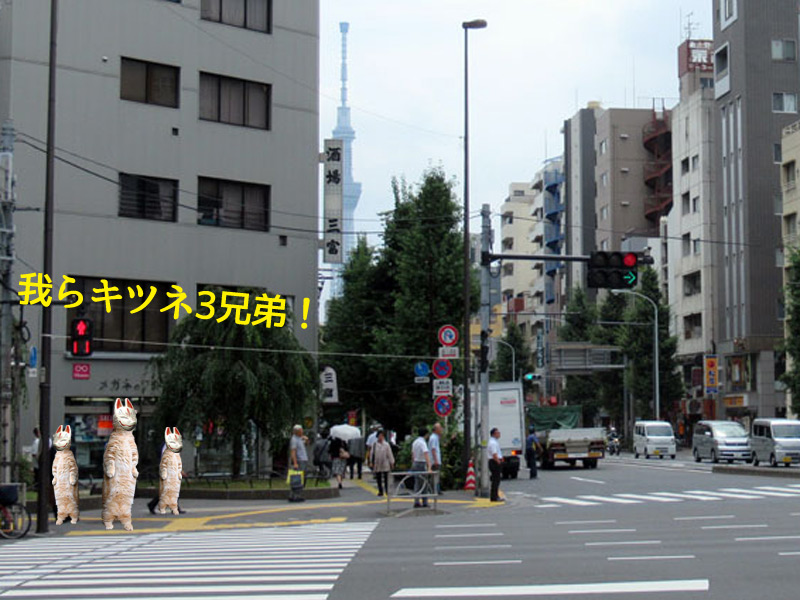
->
464;459;476;491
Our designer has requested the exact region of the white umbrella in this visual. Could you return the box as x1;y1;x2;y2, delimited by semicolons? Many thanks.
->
330;424;361;441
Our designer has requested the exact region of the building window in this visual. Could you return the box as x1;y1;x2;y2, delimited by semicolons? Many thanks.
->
682;192;691;215
502;212;514;225
723;0;735;21
773;93;798;113
118;174;177;222
715;45;729;77
682;233;691;256
784;160;797;189
775;143;783;164
512;190;525;197
600;239;609;251
700;77;714;89
600;172;608;187
785;213;797;238
684;313;703;340
693;238;701;255
201;0;271;33
120;58;179;108
200;73;271;130
773;40;797;61
64;276;171;352
198;177;270;231
502;263;514;276
600;205;608;220
599;139;608;155
692;196;700;213
683;271;702;296
691;155;699;171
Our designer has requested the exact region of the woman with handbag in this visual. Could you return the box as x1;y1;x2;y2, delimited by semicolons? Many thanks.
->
369;430;394;497
329;437;349;490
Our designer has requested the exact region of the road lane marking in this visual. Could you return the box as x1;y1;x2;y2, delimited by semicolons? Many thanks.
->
654;492;720;501
700;524;767;530
779;552;800;556
684;490;762;500
434;544;512;550
579;495;641;504
585;540;661;547
570;476;606;484
614;493;681;503
434;560;522;566
674;515;735;521
569;529;636;534
721;487;797;498
390;579;709;597
607;555;695;561
0;585;334;597
757;486;800;495
736;535;800;542
555;519;617;525
541;497;600;506
534;504;560;508
20;575;340;586
434;533;504;538
435;523;496;529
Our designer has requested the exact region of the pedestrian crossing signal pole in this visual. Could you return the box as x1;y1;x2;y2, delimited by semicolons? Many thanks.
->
479;204;491;497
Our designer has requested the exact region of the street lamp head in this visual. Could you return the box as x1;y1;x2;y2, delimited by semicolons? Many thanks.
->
462;19;488;29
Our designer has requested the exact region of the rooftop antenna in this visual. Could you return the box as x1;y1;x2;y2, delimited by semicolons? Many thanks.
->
685;12;697;41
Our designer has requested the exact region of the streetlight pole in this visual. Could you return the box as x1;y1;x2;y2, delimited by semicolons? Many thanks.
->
493;338;516;382
461;18;486;480
612;289;660;420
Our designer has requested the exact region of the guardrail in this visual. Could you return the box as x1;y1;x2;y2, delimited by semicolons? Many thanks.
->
386;470;439;513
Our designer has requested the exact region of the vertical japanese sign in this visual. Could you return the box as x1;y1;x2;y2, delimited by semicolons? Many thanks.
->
705;355;718;395
323;139;344;264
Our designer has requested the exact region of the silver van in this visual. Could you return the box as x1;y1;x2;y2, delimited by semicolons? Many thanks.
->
633;421;676;459
692;420;751;464
751;418;800;467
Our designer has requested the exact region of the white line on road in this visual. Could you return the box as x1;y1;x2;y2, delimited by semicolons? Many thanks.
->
654;492;720;501
700;524;768;530
585;540;662;547
756;486;800;495
390;579;709;597
555;519;618;525
736;535;800;542
614;493;682;503
0;585;334;598
434;533;504;539
607;555;695;561
684;490;762;500
541;497;600;506
674;515;735;521
434;544;512;550
570;476;606;484
579;495;641;504
435;524;496;529
434;560;523;566
568;529;637;534
779;552;800;556
534;504;560;508
721;487;798;498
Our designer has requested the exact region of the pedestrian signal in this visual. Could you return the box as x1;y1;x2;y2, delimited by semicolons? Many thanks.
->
70;318;93;357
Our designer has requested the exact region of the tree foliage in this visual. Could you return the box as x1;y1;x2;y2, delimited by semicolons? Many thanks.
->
150;287;316;476
781;246;800;414
493;320;532;382
560;287;599;414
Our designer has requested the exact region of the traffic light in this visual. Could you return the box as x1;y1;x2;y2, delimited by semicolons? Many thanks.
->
523;373;542;382
70;318;93;357
587;251;639;289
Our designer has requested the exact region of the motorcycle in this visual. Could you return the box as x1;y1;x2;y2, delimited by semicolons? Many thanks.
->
607;435;621;456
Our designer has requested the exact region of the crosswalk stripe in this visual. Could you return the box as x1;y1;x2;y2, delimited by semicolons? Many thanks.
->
579;495;641;505
720;487;797;498
652;492;719;501
0;585;335;597
756;486;800;495
541;497;600;506
614;493;682;503
683;490;763;500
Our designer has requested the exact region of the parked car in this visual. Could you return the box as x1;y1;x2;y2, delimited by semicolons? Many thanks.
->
633;421;676;459
751;418;800;467
692;420;751;463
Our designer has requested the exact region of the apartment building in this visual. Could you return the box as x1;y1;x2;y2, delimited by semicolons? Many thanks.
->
712;0;793;420
0;0;320;476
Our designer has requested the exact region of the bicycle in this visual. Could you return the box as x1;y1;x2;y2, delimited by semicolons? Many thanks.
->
0;483;32;540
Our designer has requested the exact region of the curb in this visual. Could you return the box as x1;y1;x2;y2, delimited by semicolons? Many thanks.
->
712;465;800;478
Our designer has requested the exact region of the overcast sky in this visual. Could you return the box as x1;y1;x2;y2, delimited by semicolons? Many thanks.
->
317;1;713;310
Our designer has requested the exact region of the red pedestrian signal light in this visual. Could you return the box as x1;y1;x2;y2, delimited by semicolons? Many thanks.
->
587;251;639;289
70;318;93;357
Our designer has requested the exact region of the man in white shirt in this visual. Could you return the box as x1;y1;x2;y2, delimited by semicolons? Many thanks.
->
411;427;431;508
487;428;504;502
365;426;379;465
428;423;443;495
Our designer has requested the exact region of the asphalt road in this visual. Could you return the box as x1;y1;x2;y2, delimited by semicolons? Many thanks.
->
5;454;800;598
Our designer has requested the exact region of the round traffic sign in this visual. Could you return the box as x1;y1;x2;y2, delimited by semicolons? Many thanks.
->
434;396;453;418
438;325;459;347
414;361;430;377
432;359;453;379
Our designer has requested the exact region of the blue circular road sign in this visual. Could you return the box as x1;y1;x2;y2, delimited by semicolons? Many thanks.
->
414;362;430;377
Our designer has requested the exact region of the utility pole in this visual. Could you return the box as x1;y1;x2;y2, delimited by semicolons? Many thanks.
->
37;0;59;534
0;121;15;484
479;204;491;496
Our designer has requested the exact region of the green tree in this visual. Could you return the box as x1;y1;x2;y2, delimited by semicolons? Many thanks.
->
560;287;599;417
493;320;532;382
150;287;316;477
591;292;627;424
781;246;800;413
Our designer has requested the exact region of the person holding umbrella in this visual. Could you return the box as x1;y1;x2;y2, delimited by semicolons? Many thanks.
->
328;424;359;490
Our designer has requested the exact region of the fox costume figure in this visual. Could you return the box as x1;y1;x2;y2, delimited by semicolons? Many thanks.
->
52;425;79;525
102;398;139;530
157;427;183;515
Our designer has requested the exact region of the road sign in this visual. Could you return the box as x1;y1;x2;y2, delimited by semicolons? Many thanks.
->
414;361;430;377
438;325;459;347
415;376;430;384
705;355;718;394
29;346;37;368
434;395;453;418
26;367;37;379
72;363;91;380
433;378;453;397
438;346;459;359
432;359;453;379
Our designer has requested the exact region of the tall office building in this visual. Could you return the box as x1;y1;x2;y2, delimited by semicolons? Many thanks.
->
0;0;320;475
712;0;793;418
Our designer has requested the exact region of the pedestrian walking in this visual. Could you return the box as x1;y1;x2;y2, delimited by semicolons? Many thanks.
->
329;436;349;490
488;428;504;502
312;432;332;479
411;427;432;508
149;442;187;514
525;425;542;479
365;425;379;465
429;422;443;494
369;430;394;497
347;435;365;479
31;428;41;486
288;425;308;503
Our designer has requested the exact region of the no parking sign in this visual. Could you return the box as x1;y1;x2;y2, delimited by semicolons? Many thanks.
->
433;396;453;418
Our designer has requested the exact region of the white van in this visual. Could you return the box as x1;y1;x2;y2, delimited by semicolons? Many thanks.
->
751;418;800;467
633;420;677;460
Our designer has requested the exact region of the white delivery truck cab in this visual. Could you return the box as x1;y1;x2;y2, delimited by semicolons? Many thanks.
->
473;381;525;479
